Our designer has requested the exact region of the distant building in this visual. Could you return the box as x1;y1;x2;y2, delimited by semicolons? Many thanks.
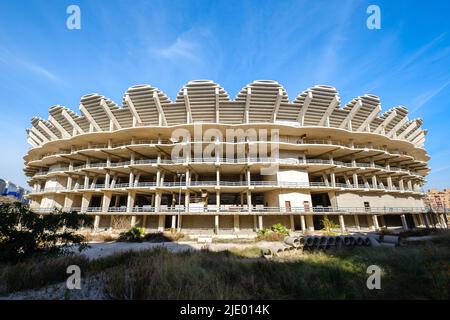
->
0;179;6;195
0;179;29;202
425;189;450;212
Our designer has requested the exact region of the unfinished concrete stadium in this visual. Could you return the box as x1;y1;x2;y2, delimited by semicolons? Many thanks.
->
23;80;448;233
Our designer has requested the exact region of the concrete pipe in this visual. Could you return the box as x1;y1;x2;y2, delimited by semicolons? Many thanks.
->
298;237;306;246
343;236;351;246
326;236;336;245
325;244;331;250
335;236;343;247
313;236;321;245
305;236;315;247
363;237;371;246
319;236;328;245
356;237;365;246
260;248;273;258
368;236;381;247
348;236;356;246
284;236;300;248
380;235;399;245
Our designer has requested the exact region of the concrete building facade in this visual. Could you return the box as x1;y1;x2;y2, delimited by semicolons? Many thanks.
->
23;80;447;232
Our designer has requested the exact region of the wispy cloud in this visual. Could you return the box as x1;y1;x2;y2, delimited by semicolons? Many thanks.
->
0;46;62;83
152;37;198;61
411;80;450;113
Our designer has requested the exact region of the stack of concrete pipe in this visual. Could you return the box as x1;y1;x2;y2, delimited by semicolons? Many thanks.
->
261;233;398;258
298;235;371;251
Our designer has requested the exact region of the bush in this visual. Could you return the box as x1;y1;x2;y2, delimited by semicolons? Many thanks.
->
256;224;289;241
0;203;93;263
270;223;290;236
321;216;340;234
118;227;145;242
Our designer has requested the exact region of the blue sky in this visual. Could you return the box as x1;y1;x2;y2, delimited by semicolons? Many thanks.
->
0;0;449;189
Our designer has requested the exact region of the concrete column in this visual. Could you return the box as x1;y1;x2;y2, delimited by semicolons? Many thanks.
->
305;215;314;231
354;215;360;231
247;191;252;213
126;191;135;213
184;190;190;213
102;192;112;212
400;214;408;230
105;171;110;188
371;175;377;189
66;176;73;190
399;179;404;191
387;176;393;190
84;175;89;189
81;193;91;212
353;172;358;188
156;169;161;187
379;215;386;228
214;215;219;234
372;215;380;230
440;214;447;228
290;215;295;231
131;215;136;227
246;169;251;187
339;215;345;233
412;214;419;228
233;215;239;232
216;192;220;213
330;171;336;188
129;170;135;187
158;215;165;232
64;194;74;209
155;192;161;212
216;167;220;186
258;215;263;231
300;215;306;233
94;215;100;230
423;213;430;228
171;215;176;229
418;213;425;227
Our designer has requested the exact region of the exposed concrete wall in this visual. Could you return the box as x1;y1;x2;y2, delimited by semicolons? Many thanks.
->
276;169;309;183
182;215;215;229
219;215;234;229
335;192;424;208
99;215;111;229
262;215;291;229
264;190;312;208
144;216;159;229
239;215;254;230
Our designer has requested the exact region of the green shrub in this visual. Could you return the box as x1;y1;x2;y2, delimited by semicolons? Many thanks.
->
118;227;145;242
321;216;340;233
270;223;289;236
0;203;93;263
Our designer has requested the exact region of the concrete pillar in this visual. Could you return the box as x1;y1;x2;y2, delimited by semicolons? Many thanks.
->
339;215;345;233
412;214;419;228
305;215;314;231
171;215;176;229
102;192;112;212
214;215;219;234
354;215;360;231
216;167;220;186
81;193;91;212
155;192;161;212
105;171;110;188
84;175;89;189
258;215;263;231
400;214;408;230
158;215;165;232
156;169;161;187
184;190;190;213
372;215;380;230
387;176;393;190
126;191;135;213
94;215;100;230
66;176;73;190
440;214;447;228
290;215;295;231
418;213;425;227
300;215;306;233
233;215;239;232
353;172;358;188
131;215;136;227
64;194;74;209
247;191;252;213
372;175;377;189
366;214;374;230
423;213;430;228
216;192;220;213
330;171;336;188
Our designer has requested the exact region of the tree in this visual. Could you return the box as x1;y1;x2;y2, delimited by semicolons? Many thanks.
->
0;203;93;263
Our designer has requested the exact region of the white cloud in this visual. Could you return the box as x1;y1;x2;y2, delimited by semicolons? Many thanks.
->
151;31;200;61
0;46;62;83
411;80;450;113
